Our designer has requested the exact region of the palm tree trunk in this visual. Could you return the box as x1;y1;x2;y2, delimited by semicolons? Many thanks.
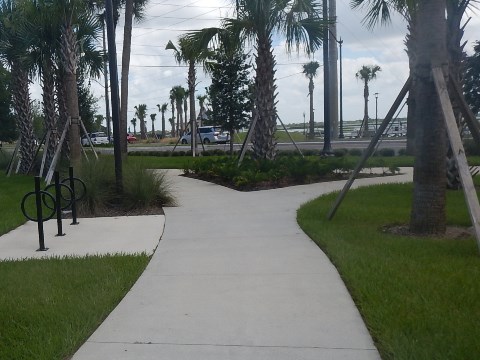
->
170;99;175;137
120;0;134;153
363;79;369;134
11;61;35;174
410;0;448;234
161;112;166;138
61;23;81;166
140;118;146;139
42;58;58;175
252;35;277;160
308;78;314;140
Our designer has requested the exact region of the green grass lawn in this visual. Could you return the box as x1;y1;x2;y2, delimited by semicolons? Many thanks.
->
0;254;149;359
0;173;37;236
297;183;480;359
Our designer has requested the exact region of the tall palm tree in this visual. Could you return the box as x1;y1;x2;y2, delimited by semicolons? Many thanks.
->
170;86;186;134
355;64;381;136
217;0;325;159
120;0;148;153
197;94;208;127
0;0;36;174
302;61;320;140
150;113;156;138
166;37;210;150
134;104;147;139
169;90;176;137
130;117;137;135
157;103;168;138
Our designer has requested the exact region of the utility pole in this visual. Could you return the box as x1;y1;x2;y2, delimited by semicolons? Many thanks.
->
322;0;332;154
375;92;379;132
328;0;338;139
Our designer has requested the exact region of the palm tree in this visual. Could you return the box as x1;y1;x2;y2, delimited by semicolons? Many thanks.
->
166;36;211;149
197;94;208;127
0;0;36;174
157;103;168;138
130;117;137;136
183;89;189;131
302;61;320;140
170;86;186;134
355;65;381;136
195;0;325;159
169;90;176;137
150;113;156;138
134;104;147;140
120;0;148;153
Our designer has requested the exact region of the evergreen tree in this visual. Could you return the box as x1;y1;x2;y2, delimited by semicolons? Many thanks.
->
207;48;252;153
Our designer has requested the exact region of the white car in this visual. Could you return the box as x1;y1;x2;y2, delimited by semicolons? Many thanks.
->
180;126;230;144
81;132;109;146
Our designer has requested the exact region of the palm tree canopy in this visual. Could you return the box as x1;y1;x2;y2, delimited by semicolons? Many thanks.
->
150;113;156;121
134;103;147;119
356;64;381;82
225;0;325;54
302;60;320;79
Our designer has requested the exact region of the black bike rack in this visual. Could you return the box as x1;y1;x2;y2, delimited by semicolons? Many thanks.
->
21;176;56;251
20;167;87;251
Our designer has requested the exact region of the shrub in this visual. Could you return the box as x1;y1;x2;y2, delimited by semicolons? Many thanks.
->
0;150;11;171
464;139;480;156
77;157;115;215
377;148;396;157
123;163;176;209
349;148;363;156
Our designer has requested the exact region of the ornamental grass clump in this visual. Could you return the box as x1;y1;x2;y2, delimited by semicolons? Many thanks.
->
122;162;176;209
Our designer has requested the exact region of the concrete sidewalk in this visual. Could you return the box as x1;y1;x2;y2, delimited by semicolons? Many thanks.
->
70;168;413;360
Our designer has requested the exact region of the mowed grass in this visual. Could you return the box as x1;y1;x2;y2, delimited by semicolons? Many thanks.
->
297;183;480;359
0;173;37;236
0;254;149;359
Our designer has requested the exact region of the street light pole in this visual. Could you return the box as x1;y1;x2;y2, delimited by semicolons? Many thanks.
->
375;92;379;132
338;38;344;138
322;0;332;154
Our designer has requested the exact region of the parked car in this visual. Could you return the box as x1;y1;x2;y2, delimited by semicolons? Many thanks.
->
127;133;137;143
180;126;229;144
81;132;109;146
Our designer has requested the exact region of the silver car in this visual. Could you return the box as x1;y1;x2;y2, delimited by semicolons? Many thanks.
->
81;132;109;146
180;126;229;144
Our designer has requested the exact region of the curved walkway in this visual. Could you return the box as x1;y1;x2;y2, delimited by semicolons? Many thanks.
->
73;168;413;360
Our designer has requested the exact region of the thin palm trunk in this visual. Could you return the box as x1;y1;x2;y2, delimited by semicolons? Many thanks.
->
188;61;196;151
363;79;369;134
120;0;133;153
42;58;58;175
308;78;314;139
170;98;175;136
161;111;166;138
410;0;447;234
252;35;277;160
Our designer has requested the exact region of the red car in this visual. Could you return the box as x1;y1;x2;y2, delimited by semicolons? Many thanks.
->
127;133;137;143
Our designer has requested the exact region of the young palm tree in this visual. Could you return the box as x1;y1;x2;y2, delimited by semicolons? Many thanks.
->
171;86;186;134
197;94;208;127
134;104;147;139
130;117;137;136
223;0;325;159
169;90;176;137
157;103;168;138
150;113;156;138
355;64;381;136
302;61;320;140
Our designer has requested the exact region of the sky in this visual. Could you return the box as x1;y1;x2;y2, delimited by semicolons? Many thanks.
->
34;0;480;132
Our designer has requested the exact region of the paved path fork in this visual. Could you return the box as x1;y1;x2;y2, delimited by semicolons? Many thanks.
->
73;169;413;359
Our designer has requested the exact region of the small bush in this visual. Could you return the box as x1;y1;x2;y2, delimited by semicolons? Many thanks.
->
464;139;480;156
0;150;11;171
349;148;363;156
377;148;396;157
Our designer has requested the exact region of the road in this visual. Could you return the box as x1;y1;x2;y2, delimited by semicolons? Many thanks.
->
96;138;407;154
